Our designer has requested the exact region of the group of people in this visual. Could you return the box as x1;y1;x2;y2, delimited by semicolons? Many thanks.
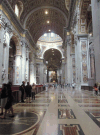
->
0;82;14;119
19;81;36;103
0;81;36;119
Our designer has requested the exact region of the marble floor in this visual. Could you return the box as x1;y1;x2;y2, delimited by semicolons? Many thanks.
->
0;86;100;135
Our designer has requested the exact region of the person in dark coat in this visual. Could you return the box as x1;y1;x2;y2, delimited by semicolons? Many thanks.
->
19;81;25;102
0;84;7;115
25;82;32;103
1;83;14;119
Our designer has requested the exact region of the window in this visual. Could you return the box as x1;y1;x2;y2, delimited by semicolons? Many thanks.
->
15;4;19;17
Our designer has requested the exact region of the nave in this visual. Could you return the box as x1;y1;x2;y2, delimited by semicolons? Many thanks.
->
0;86;100;135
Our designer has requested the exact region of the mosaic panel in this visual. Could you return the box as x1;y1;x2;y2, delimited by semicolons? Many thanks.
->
58;99;68;103
58;94;65;97
16;103;49;107
85;111;100;128
71;96;96;98
31;99;51;103
74;99;100;103
83;109;100;112
72;57;76;83
58;104;70;107
81;40;88;84
58;124;85;135
35;96;50;98
58;109;76;119
58;95;66;98
79;104;100;107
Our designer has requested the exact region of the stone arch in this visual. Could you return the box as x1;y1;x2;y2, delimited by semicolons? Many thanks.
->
42;47;64;59
10;33;21;55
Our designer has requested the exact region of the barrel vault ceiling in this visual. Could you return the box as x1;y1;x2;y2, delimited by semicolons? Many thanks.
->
18;0;70;43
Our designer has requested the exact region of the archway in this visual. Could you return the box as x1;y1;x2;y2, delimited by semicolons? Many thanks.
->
43;48;62;83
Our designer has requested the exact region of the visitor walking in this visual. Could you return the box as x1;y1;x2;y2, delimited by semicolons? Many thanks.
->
25;82;32;103
19;81;25;102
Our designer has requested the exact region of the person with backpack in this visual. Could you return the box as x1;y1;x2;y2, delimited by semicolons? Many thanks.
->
19;81;25;103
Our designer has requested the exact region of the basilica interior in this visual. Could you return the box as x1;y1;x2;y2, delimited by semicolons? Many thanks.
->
0;0;100;135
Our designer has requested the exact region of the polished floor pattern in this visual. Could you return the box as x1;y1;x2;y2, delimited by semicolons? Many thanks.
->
0;86;100;135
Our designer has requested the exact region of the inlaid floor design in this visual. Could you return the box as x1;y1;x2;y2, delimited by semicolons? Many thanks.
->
58;124;85;135
0;87;100;135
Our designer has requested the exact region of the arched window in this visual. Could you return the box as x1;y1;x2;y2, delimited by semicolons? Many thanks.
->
15;1;23;18
15;4;19;17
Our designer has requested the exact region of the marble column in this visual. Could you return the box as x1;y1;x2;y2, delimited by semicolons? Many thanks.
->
91;0;100;82
90;54;95;78
13;55;22;85
21;41;26;82
29;62;34;85
61;62;65;84
77;35;89;86
25;46;29;83
65;46;67;83
67;37;72;84
47;69;49;83
29;54;36;84
39;63;44;84
34;63;36;84
71;54;75;83
0;26;6;86
75;38;81;85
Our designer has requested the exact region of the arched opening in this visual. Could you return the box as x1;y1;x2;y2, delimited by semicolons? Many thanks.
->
36;32;64;84
8;38;16;84
44;48;62;83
